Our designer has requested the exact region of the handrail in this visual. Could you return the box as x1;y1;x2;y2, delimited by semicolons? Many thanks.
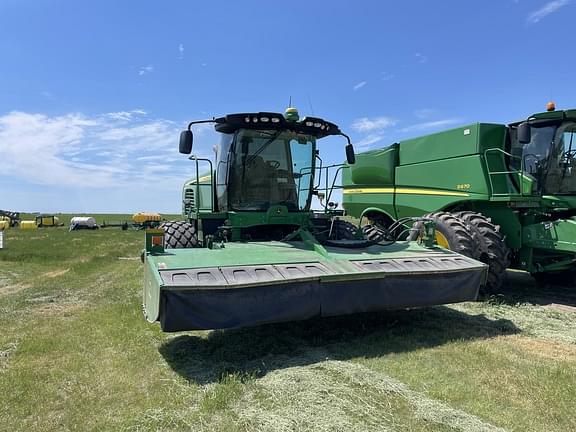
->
189;156;214;218
483;148;524;197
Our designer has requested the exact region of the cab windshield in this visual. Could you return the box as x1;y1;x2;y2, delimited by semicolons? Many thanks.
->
543;122;576;194
512;122;576;195
228;129;315;211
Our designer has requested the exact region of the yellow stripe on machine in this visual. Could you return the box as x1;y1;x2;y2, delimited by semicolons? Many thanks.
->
343;188;395;194
343;187;469;197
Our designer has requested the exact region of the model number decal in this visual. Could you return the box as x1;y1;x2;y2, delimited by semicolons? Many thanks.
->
456;184;471;190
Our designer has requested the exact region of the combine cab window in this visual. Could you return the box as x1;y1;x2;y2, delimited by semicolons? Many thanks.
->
544;123;576;194
228;129;315;211
512;122;576;195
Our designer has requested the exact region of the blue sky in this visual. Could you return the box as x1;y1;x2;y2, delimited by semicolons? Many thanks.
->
1;0;575;213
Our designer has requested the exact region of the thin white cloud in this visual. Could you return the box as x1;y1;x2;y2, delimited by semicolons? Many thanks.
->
401;118;462;133
414;108;437;119
415;52;428;64
381;72;395;81
138;65;154;76
527;0;570;24
178;43;184;60
351;116;397;133
105;110;147;122
355;133;387;150
353;81;367;91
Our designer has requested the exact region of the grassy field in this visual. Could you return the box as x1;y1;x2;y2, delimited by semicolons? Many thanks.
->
1;217;575;431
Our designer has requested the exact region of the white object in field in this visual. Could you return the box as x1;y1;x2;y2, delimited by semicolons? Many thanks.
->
70;217;97;228
0;231;3;249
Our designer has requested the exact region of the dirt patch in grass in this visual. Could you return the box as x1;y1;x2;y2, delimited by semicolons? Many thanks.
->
43;268;70;278
34;301;86;317
503;335;576;361
0;283;32;296
546;303;576;313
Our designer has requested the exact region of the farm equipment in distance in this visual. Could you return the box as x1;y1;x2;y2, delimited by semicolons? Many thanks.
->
0;210;21;228
35;214;63;228
343;103;576;291
142;108;487;332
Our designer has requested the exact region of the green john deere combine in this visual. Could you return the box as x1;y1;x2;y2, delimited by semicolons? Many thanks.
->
343;103;576;291
142;108;487;332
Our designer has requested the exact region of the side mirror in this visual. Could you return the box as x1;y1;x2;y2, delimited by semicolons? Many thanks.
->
518;122;531;144
345;143;356;164
179;130;193;154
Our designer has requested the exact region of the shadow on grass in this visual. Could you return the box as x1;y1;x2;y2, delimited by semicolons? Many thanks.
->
490;270;576;308
159;306;519;385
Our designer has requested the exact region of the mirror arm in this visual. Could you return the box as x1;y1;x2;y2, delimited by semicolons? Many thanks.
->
339;132;352;145
187;118;216;131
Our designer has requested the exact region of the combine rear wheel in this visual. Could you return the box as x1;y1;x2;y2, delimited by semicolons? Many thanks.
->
160;220;198;249
409;212;478;258
455;211;510;293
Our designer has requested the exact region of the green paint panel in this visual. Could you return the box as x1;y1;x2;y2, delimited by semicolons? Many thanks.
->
399;124;477;165
396;155;489;195
348;145;398;185
342;191;396;221
395;192;488;219
523;218;576;253
146;240;449;271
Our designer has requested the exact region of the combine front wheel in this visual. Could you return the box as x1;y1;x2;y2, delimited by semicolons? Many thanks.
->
160;221;198;249
455;211;510;293
409;212;478;258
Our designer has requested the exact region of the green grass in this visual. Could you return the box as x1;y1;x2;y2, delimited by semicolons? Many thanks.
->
0;219;575;431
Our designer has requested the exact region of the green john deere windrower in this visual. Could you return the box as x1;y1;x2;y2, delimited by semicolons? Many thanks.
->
343;103;576;292
142;108;487;332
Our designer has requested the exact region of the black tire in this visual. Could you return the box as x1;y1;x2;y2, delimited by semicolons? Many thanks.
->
455;211;510;293
160;220;198;249
362;224;388;243
330;219;360;240
409;212;479;258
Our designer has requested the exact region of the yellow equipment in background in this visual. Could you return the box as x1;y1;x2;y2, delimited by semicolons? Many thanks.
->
35;215;62;227
20;221;38;230
0;220;9;231
131;212;163;230
132;213;161;224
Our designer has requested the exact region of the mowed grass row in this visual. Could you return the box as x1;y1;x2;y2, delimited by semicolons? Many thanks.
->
0;220;575;431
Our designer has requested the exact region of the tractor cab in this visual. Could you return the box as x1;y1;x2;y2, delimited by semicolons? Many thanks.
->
509;104;576;197
179;108;356;242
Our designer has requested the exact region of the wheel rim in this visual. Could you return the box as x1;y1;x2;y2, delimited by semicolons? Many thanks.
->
435;231;450;248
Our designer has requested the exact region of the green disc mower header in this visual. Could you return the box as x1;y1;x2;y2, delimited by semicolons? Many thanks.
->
142;108;487;332
343;103;576;290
